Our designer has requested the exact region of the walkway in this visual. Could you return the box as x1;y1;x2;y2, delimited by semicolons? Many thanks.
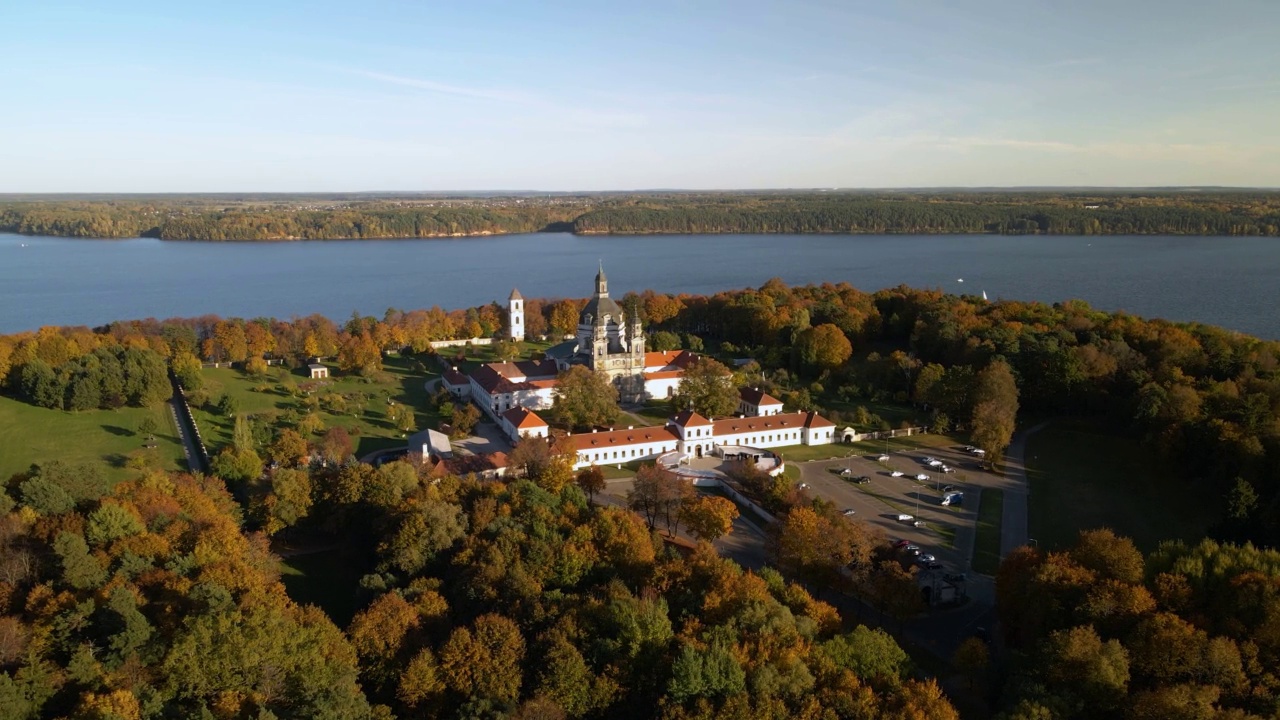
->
999;421;1050;558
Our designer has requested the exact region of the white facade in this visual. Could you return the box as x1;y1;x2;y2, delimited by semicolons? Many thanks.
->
508;288;525;341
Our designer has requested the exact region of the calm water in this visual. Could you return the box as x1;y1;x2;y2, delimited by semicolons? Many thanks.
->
2;232;1278;339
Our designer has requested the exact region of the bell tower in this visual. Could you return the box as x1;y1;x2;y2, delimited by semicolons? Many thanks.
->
508;288;524;341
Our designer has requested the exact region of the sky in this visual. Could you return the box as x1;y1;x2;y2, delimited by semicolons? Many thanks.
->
2;0;1279;191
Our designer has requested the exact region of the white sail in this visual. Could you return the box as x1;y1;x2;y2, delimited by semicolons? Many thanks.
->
982;290;988;301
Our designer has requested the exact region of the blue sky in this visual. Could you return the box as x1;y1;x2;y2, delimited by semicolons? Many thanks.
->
2;0;1278;191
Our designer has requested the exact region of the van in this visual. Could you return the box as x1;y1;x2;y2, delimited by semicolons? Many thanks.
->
941;492;964;507
896;514;915;523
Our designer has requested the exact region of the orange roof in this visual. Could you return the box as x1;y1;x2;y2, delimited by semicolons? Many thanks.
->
502;406;548;429
644;350;697;370
711;411;835;435
570;425;679;452
672;409;713;426
643;370;685;380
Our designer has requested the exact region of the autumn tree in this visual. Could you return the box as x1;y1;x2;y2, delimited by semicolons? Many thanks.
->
671;357;738;418
439;614;527;704
551;365;619;430
576;465;606;503
795;323;853;374
679;494;739;541
970;358;1019;463
628;462;689;533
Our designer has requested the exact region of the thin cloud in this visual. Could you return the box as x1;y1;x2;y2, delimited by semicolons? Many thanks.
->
351;70;531;104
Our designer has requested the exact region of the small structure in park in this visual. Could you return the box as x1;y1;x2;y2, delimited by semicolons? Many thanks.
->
308;363;329;379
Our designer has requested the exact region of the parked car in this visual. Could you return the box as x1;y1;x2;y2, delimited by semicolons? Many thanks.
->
941;492;964;507
892;539;912;549
918;553;936;563
890;470;905;477
941;465;954;473
942;485;955;493
798;483;810;490
896;514;915;523
838;467;854;476
842;508;856;516
903;545;920;554
915;473;929;481
922;456;937;464
961;445;976;452
928;460;944;468
926;562;944;570
912;520;926;528
876;454;890;462
853;475;871;484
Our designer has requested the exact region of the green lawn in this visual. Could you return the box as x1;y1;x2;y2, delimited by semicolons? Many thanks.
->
0;394;188;483
776;443;861;462
279;549;368;628
1025;420;1217;552
192;354;442;458
439;338;556;374
972;488;1004;575
820;398;925;428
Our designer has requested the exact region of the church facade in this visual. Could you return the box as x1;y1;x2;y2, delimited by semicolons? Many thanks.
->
544;266;649;402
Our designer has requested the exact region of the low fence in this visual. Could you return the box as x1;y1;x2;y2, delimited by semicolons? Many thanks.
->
428;337;494;349
842;426;928;443
168;371;210;474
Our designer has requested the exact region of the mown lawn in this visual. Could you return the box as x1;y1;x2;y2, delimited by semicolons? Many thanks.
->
1026;420;1217;552
972;488;1004;575
193;353;442;459
438;338;557;374
0;394;188;482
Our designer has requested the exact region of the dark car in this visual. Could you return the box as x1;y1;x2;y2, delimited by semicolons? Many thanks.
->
853;475;871;484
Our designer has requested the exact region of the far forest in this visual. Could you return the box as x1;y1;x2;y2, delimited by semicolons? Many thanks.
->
3;190;1280;240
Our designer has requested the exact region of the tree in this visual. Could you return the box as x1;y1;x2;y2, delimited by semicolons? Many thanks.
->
1040;625;1129;712
319;426;354;464
388;402;416;433
210;446;264;484
450;403;481;439
822;626;911;684
671;358;738;418
795;323;853;373
551;365;619;430
970;359;1019;462
628;463;688;533
258;468;313;534
379;499;468;575
137;416;158;438
439;614;526;704
576;466;606;503
549;300;580;337
953;637;989;691
679;495;738;541
269;428;310;468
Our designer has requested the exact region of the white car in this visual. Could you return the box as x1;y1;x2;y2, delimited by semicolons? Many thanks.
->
928;460;944;468
918;553;936;563
842;508;857;516
921;456;937;464
915;473;929;481
876;454;890;462
940;465;954;473
890;470;905;477
798;483;810;490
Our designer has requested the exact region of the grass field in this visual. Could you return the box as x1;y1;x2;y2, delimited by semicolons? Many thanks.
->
0;394;188;482
438;338;557;374
972;488;1004;575
279;548;369;628
192;354;441;458
1025;420;1217;552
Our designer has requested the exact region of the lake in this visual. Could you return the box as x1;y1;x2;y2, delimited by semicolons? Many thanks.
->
2;232;1278;339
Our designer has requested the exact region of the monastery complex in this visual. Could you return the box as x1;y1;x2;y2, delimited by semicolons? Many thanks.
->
439;267;838;470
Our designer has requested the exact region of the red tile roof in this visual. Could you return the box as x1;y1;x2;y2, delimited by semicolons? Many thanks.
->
570;426;679;452
442;369;469;386
671;409;713;426
711;411;835;435
502;406;548;429
644;350;697;370
643;370;685;380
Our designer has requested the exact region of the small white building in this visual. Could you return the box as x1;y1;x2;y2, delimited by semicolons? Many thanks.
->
501;406;550;443
308;363;329;379
738;387;784;416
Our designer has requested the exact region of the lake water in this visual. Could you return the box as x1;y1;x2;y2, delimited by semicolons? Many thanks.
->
2;232;1278;339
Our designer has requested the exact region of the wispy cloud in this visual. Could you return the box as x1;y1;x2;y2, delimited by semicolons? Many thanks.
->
350;70;531;104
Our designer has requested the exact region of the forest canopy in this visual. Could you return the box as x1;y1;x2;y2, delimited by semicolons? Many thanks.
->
3;190;1280;240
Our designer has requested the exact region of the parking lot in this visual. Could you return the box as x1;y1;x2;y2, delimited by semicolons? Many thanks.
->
796;443;1004;578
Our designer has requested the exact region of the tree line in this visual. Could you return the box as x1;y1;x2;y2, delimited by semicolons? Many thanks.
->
4;190;1280;239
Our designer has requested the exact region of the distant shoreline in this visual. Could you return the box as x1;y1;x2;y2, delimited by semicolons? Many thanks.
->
4;189;1279;240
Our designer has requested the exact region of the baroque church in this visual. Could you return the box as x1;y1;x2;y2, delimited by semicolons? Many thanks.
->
541;265;648;402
